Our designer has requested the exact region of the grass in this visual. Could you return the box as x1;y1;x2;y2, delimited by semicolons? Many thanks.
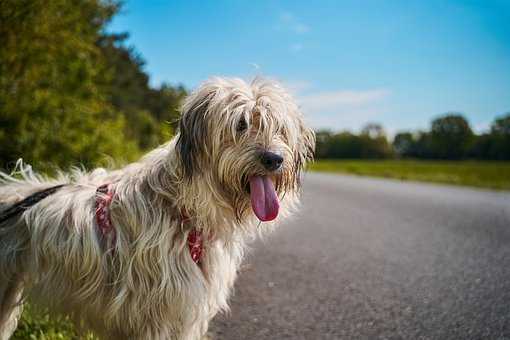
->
309;159;510;190
12;304;96;340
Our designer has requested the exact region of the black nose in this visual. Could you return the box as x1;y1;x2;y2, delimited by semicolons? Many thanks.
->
260;151;284;171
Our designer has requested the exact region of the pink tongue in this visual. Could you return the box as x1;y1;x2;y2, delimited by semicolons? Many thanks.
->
249;175;279;222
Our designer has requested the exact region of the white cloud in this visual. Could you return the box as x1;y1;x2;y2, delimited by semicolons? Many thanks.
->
293;87;392;131
278;79;392;131
299;89;390;112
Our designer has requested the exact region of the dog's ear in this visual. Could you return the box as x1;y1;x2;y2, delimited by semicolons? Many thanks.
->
176;91;214;178
297;118;315;164
293;119;315;178
301;123;315;163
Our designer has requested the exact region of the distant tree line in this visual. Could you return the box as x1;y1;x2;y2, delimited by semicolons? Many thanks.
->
316;113;510;160
0;0;186;171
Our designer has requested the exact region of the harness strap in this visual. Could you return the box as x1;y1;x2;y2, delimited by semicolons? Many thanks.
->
95;187;204;265
0;185;66;224
180;209;205;266
95;184;116;248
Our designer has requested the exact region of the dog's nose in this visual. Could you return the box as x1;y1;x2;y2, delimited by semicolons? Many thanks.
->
260;151;284;171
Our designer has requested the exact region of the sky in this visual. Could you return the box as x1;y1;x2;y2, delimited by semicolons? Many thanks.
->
108;0;510;134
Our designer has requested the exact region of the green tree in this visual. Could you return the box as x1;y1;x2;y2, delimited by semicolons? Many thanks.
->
0;0;187;172
0;0;139;171
314;125;392;160
98;33;186;150
315;130;334;158
393;132;414;157
430;113;473;159
360;123;393;158
488;113;510;160
361;122;384;139
468;133;492;160
491;113;510;135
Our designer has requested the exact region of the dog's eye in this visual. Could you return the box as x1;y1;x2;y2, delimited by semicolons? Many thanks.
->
237;118;248;133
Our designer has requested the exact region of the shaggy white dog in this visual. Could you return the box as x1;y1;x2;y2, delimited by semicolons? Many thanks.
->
0;77;315;340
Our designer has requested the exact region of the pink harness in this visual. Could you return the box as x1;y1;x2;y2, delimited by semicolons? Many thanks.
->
95;184;204;265
95;184;116;248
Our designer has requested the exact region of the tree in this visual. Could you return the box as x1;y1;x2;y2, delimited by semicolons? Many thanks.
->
360;123;393;158
314;130;334;158
393;132;414;157
98;33;186;150
361;123;385;139
0;0;187;172
488;113;510;160
314;127;392;159
468;133;492;160
0;0;138;171
492;113;510;135
429;113;473;159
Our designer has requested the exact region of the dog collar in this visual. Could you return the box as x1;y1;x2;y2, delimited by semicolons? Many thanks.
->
95;185;204;265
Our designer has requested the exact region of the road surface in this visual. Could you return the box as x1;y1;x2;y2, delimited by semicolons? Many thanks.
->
211;172;510;339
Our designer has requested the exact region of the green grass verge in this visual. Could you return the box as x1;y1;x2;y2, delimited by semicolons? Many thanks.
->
309;160;510;190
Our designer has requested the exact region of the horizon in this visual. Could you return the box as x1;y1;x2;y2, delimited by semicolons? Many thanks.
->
108;0;510;135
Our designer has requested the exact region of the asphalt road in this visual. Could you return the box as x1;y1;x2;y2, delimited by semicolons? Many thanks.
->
210;172;510;340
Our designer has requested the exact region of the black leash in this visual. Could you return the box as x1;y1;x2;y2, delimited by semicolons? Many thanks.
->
0;184;66;224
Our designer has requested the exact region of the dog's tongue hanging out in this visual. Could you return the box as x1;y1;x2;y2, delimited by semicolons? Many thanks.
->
249;176;279;222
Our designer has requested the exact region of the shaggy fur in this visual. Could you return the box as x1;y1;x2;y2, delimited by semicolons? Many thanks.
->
0;77;315;340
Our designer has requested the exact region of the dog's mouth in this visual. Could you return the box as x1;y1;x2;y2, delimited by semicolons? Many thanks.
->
248;175;279;222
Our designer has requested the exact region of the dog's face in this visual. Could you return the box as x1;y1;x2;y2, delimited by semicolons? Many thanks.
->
176;77;315;222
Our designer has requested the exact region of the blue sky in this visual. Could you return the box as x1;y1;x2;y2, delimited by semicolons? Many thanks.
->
109;0;510;134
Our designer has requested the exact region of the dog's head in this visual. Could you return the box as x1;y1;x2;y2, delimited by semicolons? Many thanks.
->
176;77;315;222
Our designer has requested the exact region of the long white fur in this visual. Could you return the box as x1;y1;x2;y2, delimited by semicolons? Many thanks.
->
0;77;315;340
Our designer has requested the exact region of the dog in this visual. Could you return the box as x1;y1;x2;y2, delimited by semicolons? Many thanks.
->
0;77;315;340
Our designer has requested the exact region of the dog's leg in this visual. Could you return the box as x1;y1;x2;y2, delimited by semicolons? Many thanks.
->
0;274;24;340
